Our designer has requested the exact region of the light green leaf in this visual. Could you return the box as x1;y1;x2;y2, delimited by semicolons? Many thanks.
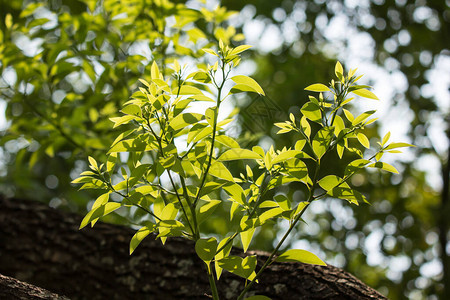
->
301;102;322;123
384;142;415;150
335;61;344;81
218;148;262;161
276;249;326;266
305;83;330;92
357;133;370;148
218;255;257;280
108;137;159;153
258;207;284;224
343;109;354;122
230;75;265;95
215;135;240;148
240;227;256;253
368;162;399;174
382;132;391;146
318;175;342;192
352;88;379;100
312;127;334;159
345;159;371;175
229;45;252;56
293;201;310;217
176;85;204;95
210;161;234;181
130;225;154;254
352;110;376;126
198;200;222;224
202;48;219;56
195;237;218;262
169;113;204;131
80;202;121;230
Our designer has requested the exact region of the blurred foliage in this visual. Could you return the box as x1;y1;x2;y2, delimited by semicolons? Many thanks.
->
0;0;449;299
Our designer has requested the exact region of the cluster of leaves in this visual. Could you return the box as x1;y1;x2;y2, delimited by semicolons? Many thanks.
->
0;0;242;207
74;39;412;298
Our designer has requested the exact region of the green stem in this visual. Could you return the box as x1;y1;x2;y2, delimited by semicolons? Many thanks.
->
207;264;220;300
193;60;227;208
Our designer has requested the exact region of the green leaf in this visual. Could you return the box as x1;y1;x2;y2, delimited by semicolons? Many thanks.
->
357;133;370;148
240;227;256;253
215;236;233;279
333;115;345;137
352;88;379;100
318;175;342;192
176;85;204;95
352;110;376;126
301;102;322;123
130;225;154;254
382;132;391;146
312;127;334;159
230;75;265;95
305;83;330;92
384;142;415;150
218;148;262;161
195;237;218;262
272;150;310;165
258;207;284;224
169;113;204;131
209;161;234;181
108;137;159;153
276;249;326;266
80;202;121;230
343;109;354;122
335;61;344;81
345;159;371;175
368;162;399;174
218;255;257;280
229;45;252;56
198;200;222;224
202;48;219;56
293;201;309;217
215;135;240;148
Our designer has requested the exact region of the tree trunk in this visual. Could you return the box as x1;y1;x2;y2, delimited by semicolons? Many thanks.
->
0;196;386;299
0;273;69;300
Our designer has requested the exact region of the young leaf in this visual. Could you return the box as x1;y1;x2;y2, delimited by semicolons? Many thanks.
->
79;202;121;230
275;249;326;266
169;113;204;131
229;45;252;56
305;84;330;92
335;61;344;81
318;175;342;192
357;133;370;148
218;255;257;280
300;102;322;123
209;161;235;182
382;132;391;146
312;127;334;159
195;237;218;262
218;148;262;161
130;225;154;254
352;88;379;100
368;162;399;174
240;227;256;253
230;75;265;95
384;142;415;150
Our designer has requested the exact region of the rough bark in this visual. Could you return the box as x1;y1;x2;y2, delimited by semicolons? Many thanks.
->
0;196;386;299
0;273;69;300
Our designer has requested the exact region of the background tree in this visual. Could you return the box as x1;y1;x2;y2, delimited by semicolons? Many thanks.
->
0;0;448;299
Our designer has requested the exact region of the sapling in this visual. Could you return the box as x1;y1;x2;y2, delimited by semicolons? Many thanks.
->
73;42;412;299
